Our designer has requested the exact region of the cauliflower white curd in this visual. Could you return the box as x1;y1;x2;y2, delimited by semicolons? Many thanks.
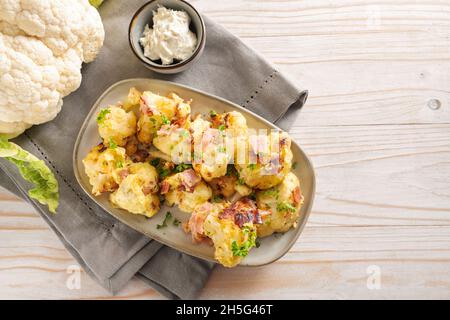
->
0;0;104;137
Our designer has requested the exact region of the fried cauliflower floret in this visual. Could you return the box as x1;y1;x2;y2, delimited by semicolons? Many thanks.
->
210;111;248;163
235;131;293;189
202;198;259;268
209;175;237;198
210;111;248;134
185;202;227;243
187;198;261;267
137;91;191;144
152;124;191;161
82;145;130;196
97;106;137;147
191;116;229;181
203;217;255;268
109;163;160;218
208;166;253;198
123;87;142;111
161;169;212;213
256;172;304;237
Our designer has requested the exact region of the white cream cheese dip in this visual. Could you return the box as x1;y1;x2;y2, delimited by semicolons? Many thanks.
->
139;6;198;65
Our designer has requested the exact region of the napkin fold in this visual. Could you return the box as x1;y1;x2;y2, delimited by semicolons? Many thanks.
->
0;0;307;299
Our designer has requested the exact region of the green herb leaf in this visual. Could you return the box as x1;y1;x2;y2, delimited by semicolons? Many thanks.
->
0;136;59;213
173;218;182;227
276;202;297;213
158;168;171;179
115;160;123;168
292;162;298;170
217;146;226;153
89;0;104;9
247;163;257;170
157;211;172;229
96;108;110;125
218;124;226;131
181;130;190;138
231;226;257;257
161;114;170;125
109;137;117;149
150;158;160;167
209;110;217;117
262;188;278;198
212;194;223;203
174;163;192;173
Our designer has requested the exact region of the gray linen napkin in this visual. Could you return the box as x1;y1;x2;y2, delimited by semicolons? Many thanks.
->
0;0;307;299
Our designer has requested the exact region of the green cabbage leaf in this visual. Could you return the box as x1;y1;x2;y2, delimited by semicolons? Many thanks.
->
89;0;105;9
0;136;59;213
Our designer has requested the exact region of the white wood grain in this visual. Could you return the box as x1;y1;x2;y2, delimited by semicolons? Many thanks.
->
0;0;449;299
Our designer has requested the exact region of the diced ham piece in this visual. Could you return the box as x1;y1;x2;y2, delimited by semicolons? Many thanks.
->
220;197;263;228
179;169;201;193
142;185;154;195
292;186;302;206
160;180;170;194
156;124;172;137
201;128;217;148
140;96;159;115
118;169;129;181
187;202;213;243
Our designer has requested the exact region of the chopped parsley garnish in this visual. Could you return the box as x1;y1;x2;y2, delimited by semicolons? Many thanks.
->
115;160;123;168
157;211;172;229
96;109;110;125
226;165;237;177
181;130;190;138
276;202;297;213
292;162;298;169
151;158;174;178
150;158;160;167
158;168;171;179
173;218;182;227
247;163;257;170
174;163;192;173
231;227;257;257
262;188;279;198
217;146;226;153
218;124;226;131
209;110;217;117
238;177;245;185
161;114;170;125
108;137;117;149
212;194;223;203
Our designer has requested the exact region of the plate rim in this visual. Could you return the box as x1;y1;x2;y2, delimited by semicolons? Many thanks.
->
73;78;316;266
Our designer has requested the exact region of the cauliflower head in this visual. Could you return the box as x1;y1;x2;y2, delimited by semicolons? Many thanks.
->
0;0;104;136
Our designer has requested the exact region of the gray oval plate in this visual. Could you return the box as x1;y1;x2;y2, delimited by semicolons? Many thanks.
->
73;78;315;266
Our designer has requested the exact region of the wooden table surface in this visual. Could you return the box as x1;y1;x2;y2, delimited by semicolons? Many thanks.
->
1;0;449;299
